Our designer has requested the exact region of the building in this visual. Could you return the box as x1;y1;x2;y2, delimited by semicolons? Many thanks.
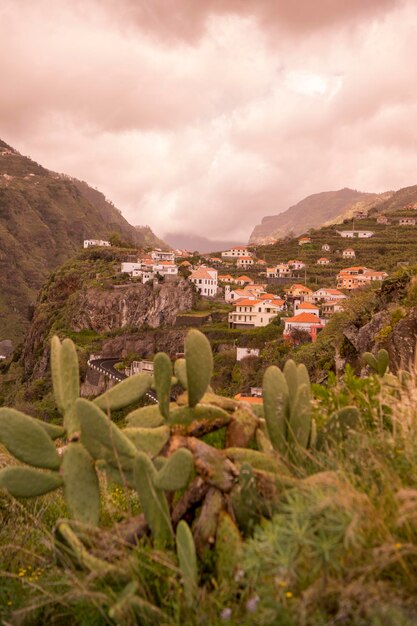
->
224;284;266;302
229;298;284;329
322;244;331;252
125;360;154;377
237;256;255;268
266;263;291;278
288;260;306;270
353;210;368;219
377;215;389;224
343;248;356;259
218;274;236;283
121;261;142;275
286;284;313;299
236;347;260;361
399;218;416;226
236;275;254;286
317;257;330;265
189;267;218;296
322;301;345;317
151;250;175;262
283;313;326;342
337;230;374;238
298;237;311;245
83;239;111;248
221;246;253;259
294;301;320;317
309;288;346;303
336;266;388;290
153;261;178;277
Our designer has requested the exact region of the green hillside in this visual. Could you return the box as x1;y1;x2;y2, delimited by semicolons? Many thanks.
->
0;140;163;343
254;209;417;290
249;187;389;243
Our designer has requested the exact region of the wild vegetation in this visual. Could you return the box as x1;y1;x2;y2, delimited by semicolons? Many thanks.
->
1;329;417;625
0;140;165;343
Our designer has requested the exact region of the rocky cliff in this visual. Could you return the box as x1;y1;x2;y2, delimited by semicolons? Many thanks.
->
71;280;194;334
20;253;194;381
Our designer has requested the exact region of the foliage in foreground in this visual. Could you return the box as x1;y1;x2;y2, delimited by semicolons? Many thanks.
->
1;332;417;625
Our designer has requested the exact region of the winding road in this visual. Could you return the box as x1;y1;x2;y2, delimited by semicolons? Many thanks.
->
88;357;158;403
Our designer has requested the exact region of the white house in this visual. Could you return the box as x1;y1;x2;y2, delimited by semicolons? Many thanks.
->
288;260;306;270
337;230;374;238
125;360;154;377
221;246;253;259
283;313;326;342
266;263;291;278
153;261;178;277
189;267;218;296
236;347;260;361
294;301;320;317
237;256;255;268
298;237;311;245
83;239;111;248
377;215;389;224
229;298;284;329
317;257;330;265
399;218;416;226
309;288;346;303
322;301;345;317
343;248;356;258
151;250;175;262
121;262;142;275
224;284;265;303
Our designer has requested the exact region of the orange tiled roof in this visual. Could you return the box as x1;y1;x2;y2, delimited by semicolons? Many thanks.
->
286;312;323;323
297;302;319;310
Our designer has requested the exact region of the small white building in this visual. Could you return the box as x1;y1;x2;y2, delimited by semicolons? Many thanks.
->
399;218;416;226
189;267;218;297
294;301;320;317
309;288;346;303
288;260;306;270
317;257;330;265
298;237;311;246
153;261;178;277
126;360;154;377
236;347;260;361
84;239;111;248
322;301;345;317
343;248;356;259
377;215;389;224
121;262;142;275
237;256;255;268
151;250;175;262
337;230;374;238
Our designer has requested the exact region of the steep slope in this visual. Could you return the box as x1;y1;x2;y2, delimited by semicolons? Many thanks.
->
249;188;389;244
0;139;162;343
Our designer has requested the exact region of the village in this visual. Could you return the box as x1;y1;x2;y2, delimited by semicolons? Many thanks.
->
83;213;393;350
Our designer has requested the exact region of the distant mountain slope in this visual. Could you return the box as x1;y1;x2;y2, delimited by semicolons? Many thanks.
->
249;188;390;244
369;184;417;215
164;232;243;254
0;139;162;343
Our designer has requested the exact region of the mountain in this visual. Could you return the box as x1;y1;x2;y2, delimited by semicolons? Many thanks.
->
164;232;244;254
249;188;391;244
0;139;163;343
135;225;170;250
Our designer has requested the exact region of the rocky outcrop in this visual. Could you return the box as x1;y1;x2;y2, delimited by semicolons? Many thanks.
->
343;307;417;373
70;279;194;333
100;328;188;360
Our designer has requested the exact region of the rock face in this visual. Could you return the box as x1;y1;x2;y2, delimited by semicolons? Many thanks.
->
343;307;417;373
70;279;194;334
100;328;188;360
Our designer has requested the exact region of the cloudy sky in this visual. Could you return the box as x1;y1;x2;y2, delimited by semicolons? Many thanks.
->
1;0;416;243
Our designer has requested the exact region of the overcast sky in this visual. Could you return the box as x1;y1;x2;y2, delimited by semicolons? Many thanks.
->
1;0;416;242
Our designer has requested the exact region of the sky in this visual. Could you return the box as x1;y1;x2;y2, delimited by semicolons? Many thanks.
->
1;0;417;243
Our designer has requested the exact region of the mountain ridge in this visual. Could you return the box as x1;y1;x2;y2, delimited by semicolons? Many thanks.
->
0;139;164;343
249;187;392;244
